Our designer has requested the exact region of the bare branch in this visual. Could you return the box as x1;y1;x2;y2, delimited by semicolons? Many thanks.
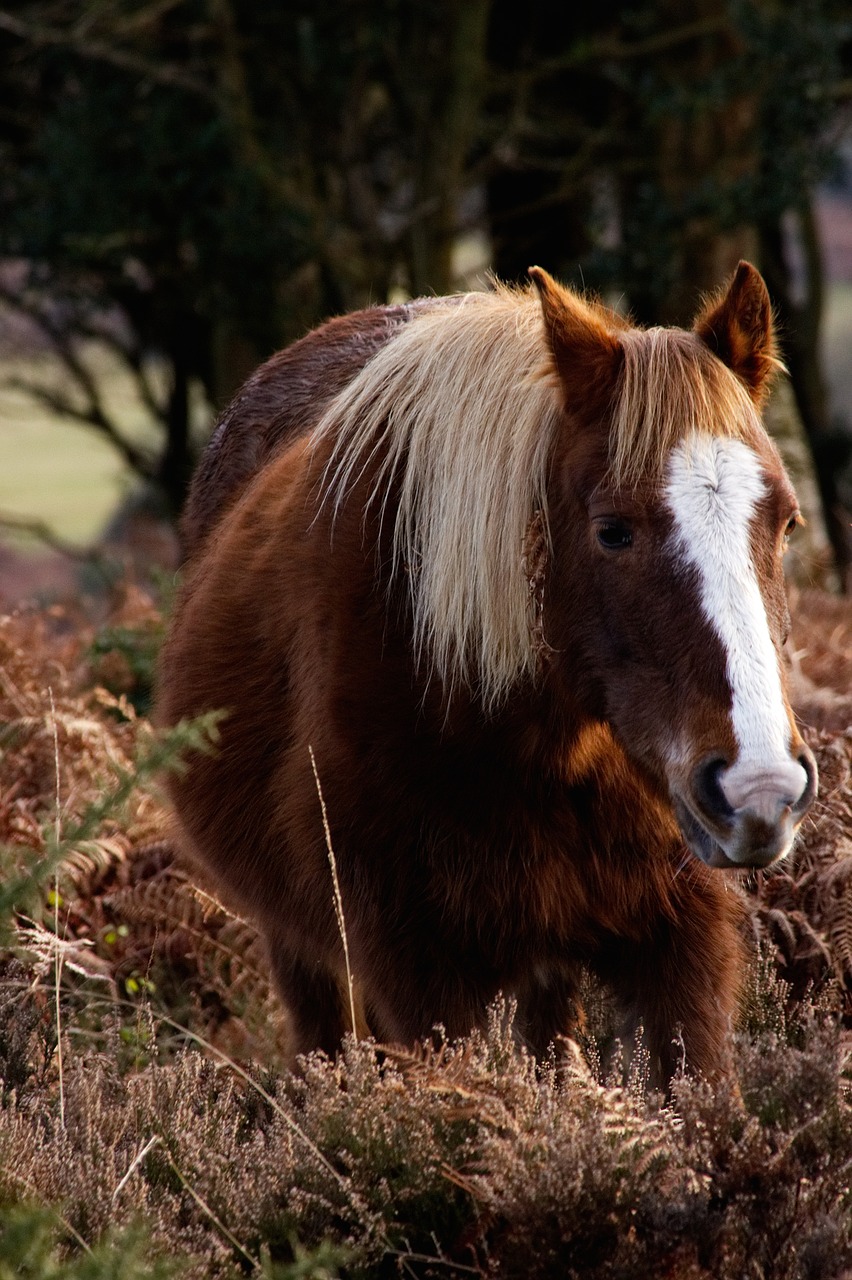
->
203;0;314;214
0;510;115;583
0;9;215;100
491;16;730;94
0;375;155;477
0;283;160;477
110;0;190;39
51;312;169;427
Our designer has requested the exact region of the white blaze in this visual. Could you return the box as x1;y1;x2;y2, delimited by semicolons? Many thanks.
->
664;435;792;776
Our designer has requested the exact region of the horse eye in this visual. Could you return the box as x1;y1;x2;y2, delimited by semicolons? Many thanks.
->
596;519;633;550
783;513;800;544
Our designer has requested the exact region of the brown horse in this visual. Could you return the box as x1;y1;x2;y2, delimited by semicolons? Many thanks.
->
158;262;817;1082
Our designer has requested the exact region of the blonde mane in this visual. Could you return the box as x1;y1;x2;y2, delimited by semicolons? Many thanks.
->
609;327;761;489
314;284;765;710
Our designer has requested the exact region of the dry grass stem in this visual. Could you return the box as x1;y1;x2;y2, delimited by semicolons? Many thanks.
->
309;743;358;1039
48;685;66;1131
166;1155;260;1270
113;1135;161;1201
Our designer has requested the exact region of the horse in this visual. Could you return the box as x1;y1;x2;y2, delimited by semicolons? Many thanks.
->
157;261;817;1083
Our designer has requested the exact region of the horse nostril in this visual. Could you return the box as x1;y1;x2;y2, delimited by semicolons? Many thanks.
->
794;749;818;815
691;757;735;823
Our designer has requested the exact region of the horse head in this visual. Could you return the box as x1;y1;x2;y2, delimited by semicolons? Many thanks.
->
532;262;817;869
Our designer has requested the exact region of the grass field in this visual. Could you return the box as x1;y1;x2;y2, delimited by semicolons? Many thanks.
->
0;346;212;546
0;394;130;544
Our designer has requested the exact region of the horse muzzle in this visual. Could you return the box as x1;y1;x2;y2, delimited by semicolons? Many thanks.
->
672;746;818;869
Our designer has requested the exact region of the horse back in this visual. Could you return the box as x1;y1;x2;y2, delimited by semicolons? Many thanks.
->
181;301;423;559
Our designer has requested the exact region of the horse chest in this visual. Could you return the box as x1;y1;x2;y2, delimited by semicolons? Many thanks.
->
407;768;659;957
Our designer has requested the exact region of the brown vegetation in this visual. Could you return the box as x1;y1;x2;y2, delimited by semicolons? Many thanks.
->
0;580;849;1275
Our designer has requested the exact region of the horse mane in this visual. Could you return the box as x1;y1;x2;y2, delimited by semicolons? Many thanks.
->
610;326;762;490
314;282;764;710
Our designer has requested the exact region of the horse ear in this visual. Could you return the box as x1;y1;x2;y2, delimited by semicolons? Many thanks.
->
529;266;621;401
693;261;779;406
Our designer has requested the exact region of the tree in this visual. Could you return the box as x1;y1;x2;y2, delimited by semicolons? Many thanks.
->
0;0;849;577
485;0;852;583
0;0;491;516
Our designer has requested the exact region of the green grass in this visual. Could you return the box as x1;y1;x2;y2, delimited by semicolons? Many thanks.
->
0;397;130;544
0;344;211;545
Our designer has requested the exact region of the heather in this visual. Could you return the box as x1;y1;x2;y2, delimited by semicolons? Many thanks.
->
0;583;850;1278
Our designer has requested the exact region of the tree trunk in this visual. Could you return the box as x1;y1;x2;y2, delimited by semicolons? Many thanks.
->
157;340;194;518
406;0;491;294
759;207;852;590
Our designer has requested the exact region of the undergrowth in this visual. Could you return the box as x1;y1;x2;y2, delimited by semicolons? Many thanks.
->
0;984;849;1279
0;586;849;1277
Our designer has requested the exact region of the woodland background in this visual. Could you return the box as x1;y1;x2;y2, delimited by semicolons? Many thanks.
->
0;3;852;1277
1;0;852;577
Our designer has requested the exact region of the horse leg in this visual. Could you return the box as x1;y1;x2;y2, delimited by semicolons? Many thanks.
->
513;965;583;1061
358;942;499;1049
595;879;745;1086
270;949;351;1061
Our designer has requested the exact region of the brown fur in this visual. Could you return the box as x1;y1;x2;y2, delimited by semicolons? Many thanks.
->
180;301;436;558
159;265;807;1083
692;259;782;407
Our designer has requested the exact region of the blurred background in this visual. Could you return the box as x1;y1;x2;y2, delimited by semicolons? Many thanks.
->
0;0;851;597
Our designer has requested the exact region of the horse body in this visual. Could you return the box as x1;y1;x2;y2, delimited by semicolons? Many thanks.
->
158;263;816;1081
